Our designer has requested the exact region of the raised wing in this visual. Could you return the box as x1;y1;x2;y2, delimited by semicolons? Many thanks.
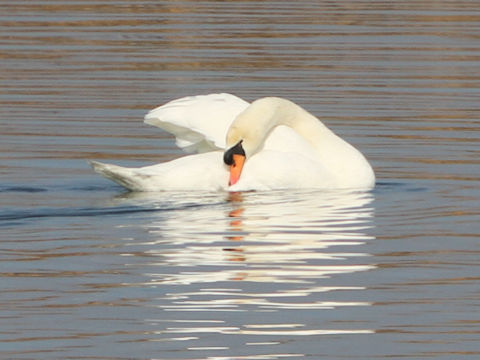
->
144;93;249;153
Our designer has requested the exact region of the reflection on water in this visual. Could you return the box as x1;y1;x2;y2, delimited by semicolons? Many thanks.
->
2;0;480;359
144;191;374;281
120;190;375;348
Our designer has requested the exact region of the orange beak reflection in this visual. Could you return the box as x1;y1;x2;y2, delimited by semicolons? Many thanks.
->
229;154;245;186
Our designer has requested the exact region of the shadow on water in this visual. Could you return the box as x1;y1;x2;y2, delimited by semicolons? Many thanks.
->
0;181;380;224
0;182;220;223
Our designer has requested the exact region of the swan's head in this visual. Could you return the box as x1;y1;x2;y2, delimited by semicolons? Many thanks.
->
224;100;278;186
223;139;246;186
224;125;261;186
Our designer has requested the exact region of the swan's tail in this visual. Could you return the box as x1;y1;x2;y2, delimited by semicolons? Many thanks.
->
88;160;149;191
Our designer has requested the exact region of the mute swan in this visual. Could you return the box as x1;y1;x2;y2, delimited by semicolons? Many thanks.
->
90;93;375;191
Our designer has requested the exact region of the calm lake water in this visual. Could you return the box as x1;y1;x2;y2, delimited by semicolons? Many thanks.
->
1;1;480;359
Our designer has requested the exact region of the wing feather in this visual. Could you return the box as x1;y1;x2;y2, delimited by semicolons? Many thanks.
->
144;93;249;153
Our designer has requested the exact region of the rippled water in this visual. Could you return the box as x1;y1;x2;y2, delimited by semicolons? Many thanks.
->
1;1;480;359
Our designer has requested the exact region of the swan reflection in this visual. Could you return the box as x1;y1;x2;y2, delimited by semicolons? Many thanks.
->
121;189;376;349
138;189;375;286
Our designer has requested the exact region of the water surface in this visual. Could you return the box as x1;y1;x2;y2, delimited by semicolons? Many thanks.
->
1;1;480;359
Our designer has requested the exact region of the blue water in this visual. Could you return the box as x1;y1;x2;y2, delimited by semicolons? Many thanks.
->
1;1;480;359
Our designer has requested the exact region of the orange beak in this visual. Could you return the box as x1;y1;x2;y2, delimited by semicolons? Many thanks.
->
229;154;245;186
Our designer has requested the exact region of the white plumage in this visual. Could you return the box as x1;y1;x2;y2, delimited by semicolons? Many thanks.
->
90;93;375;191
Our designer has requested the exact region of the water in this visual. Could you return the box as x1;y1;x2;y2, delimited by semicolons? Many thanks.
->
1;1;480;359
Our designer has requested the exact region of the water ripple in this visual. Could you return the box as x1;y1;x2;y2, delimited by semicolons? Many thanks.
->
2;0;480;358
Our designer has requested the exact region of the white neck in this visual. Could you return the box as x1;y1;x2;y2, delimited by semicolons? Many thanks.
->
226;97;374;186
229;97;337;156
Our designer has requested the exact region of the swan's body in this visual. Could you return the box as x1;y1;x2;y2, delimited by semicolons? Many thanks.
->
90;93;375;191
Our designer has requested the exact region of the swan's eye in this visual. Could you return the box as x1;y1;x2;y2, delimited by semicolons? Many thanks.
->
224;140;245;165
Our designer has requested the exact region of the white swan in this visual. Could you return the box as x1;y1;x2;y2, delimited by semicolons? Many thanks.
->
90;93;375;191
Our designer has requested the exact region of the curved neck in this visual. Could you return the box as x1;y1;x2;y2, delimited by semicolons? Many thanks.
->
245;97;335;152
226;96;374;187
